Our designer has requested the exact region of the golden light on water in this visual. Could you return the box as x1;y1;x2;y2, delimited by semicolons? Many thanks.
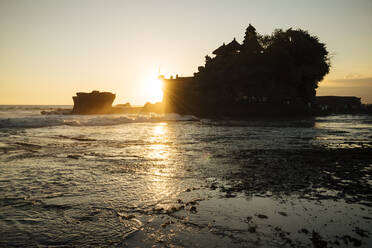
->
153;123;167;136
148;144;168;160
148;123;168;160
145;123;179;204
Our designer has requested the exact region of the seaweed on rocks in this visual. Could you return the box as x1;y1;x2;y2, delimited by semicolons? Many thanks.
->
223;147;372;205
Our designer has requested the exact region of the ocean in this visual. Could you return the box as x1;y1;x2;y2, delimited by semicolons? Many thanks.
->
0;105;371;247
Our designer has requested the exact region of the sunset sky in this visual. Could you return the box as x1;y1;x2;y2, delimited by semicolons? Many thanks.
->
1;0;371;105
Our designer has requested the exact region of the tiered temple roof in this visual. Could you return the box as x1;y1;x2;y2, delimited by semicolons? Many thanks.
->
213;38;242;56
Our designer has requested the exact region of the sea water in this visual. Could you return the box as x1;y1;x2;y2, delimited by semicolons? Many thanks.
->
0;105;371;247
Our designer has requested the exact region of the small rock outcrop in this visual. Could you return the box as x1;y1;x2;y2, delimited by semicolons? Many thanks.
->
72;91;115;114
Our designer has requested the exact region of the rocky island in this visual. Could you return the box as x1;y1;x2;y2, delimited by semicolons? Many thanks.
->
68;90;164;115
72;91;116;114
160;24;331;117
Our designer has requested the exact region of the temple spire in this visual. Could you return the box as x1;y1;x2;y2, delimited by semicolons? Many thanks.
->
243;24;262;54
243;24;257;45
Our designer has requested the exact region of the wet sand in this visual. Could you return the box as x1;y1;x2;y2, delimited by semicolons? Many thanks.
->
121;148;372;247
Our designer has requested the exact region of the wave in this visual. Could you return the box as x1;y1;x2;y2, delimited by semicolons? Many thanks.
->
0;113;198;128
0;105;72;111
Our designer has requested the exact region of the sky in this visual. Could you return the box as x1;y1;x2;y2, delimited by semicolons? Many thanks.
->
1;0;372;105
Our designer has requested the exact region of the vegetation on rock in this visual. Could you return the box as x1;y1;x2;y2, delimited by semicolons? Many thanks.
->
162;25;330;116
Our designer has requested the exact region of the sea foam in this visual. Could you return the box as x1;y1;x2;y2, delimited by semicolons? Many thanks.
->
0;113;198;128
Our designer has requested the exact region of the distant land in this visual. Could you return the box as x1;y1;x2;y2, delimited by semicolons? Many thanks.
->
317;77;372;104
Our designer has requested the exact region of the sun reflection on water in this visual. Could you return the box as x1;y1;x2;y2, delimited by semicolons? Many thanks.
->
148;144;168;160
145;123;180;204
153;122;167;136
147;123;169;160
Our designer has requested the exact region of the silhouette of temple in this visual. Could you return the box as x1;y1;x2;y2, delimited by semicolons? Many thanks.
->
160;24;330;117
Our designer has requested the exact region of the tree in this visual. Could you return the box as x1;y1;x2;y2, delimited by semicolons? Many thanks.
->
264;29;330;102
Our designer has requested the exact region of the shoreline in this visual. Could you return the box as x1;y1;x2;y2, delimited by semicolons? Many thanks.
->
0;114;371;247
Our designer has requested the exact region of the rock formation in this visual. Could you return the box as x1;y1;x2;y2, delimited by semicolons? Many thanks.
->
160;24;330;117
72;91;115;114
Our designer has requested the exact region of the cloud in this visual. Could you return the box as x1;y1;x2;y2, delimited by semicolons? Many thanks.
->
328;77;372;85
343;73;364;79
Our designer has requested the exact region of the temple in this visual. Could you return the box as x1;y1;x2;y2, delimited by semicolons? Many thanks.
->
160;24;330;117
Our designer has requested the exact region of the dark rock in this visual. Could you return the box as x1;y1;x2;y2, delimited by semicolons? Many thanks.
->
353;227;370;238
72;91;115;114
210;183;218;190
256;214;268;219
67;154;81;159
299;228;309;234
310;231;328;248
188;206;197;213
246;216;253;222
341;235;362;247
278;211;288;216
248;226;257;233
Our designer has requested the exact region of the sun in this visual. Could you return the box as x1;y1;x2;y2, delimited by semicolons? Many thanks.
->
144;76;163;103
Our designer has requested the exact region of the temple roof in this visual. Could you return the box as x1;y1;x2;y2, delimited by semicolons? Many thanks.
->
212;43;226;55
213;38;242;56
246;24;256;33
225;38;241;51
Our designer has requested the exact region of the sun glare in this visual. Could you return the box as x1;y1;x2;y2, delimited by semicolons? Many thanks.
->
144;77;163;103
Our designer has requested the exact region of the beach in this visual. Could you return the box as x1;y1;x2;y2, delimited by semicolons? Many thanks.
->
0;106;371;247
